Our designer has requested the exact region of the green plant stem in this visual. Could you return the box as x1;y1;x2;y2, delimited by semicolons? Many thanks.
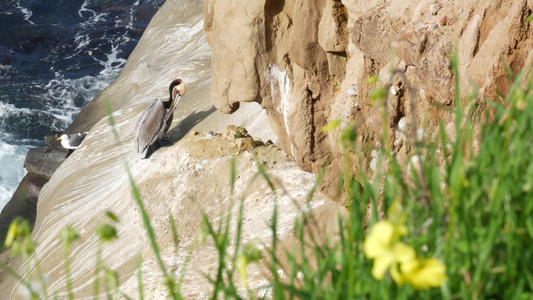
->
126;166;178;299
94;243;102;299
137;254;144;300
0;262;38;299
63;244;74;300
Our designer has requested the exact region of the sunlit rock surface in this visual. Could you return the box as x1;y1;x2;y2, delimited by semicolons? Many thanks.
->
205;0;533;200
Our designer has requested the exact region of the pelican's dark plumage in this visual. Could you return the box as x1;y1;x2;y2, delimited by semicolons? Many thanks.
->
135;79;187;158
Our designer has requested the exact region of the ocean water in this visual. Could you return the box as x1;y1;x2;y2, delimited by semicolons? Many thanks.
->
0;0;164;210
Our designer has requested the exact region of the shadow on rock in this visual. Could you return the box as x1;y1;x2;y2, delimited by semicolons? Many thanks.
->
0;173;48;249
166;106;217;143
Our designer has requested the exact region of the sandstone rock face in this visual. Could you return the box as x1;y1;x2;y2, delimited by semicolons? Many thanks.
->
205;0;533;199
0;173;47;246
205;0;335;175
23;148;67;179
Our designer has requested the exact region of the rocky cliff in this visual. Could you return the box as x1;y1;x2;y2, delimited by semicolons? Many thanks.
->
2;0;533;298
0;0;339;297
205;0;533;199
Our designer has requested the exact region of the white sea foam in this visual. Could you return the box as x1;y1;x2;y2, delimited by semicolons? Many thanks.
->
0;134;29;210
0;101;68;139
78;1;109;29
96;44;128;74
39;71;119;129
15;0;34;24
127;0;141;30
74;33;91;51
78;1;93;18
0;102;33;119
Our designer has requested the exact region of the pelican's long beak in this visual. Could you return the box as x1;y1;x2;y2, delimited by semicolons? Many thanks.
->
165;93;181;122
165;81;187;122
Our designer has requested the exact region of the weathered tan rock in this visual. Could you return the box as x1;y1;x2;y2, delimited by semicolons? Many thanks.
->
236;136;256;151
23;148;67;179
205;0;533;200
0;1;339;298
205;0;339;178
223;125;249;140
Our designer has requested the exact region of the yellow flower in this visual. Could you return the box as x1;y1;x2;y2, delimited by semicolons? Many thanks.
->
400;257;447;289
386;201;408;236
364;201;447;290
363;220;416;280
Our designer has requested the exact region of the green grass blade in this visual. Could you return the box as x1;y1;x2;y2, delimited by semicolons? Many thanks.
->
137;254;144;300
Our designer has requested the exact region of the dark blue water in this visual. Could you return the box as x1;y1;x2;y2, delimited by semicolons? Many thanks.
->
0;0;164;207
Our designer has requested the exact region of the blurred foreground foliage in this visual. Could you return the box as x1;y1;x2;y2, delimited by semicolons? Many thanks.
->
2;56;533;299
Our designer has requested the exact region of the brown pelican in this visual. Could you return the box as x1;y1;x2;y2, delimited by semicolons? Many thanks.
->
135;79;187;158
57;132;88;149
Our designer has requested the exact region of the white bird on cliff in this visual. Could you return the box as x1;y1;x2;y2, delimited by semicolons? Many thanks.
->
57;132;88;149
134;79;187;159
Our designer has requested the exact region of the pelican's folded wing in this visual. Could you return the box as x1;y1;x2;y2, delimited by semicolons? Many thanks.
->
134;99;165;154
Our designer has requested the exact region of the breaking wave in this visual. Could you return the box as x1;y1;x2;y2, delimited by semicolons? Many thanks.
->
0;0;164;209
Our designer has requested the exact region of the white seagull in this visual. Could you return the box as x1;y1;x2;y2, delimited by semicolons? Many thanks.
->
57;132;88;149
